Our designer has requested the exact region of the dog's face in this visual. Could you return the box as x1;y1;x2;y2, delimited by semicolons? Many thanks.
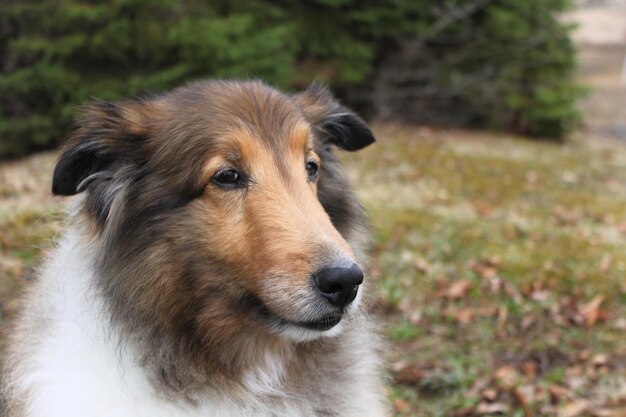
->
52;81;374;344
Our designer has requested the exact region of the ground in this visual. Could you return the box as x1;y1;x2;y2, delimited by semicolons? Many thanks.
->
2;118;625;417
355;124;626;417
1;43;626;416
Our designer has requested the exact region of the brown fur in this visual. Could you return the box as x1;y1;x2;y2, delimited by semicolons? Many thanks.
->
4;80;381;415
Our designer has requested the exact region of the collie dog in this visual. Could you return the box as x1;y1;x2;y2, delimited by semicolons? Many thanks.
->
1;81;386;416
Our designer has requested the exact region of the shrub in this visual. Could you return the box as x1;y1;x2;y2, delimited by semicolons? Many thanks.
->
0;0;296;158
0;0;580;158
323;0;582;138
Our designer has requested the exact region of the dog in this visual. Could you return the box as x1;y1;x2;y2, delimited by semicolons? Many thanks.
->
1;80;386;417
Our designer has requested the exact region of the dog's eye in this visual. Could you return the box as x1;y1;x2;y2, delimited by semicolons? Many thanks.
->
212;169;247;189
306;161;319;182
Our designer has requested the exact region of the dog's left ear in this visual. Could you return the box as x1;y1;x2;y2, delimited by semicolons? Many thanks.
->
294;83;375;151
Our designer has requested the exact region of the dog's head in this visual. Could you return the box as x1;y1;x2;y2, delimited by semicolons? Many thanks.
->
53;80;374;344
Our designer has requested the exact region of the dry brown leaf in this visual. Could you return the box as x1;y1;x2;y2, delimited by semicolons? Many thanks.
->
580;295;606;327
393;399;410;412
591;353;609;367
454;308;475;325
548;384;572;404
482;388;499;401
521;360;538;378
554;206;581;226
445;279;473;299
494;366;519;389
484;256;500;266
592;409;626;417
476;402;510;415
397;297;411;313
408;310;423;325
391;362;425;386
558;401;588;417
467;376;491;399
470;259;499;280
612;318;626;330
487;276;504;293
511;385;534;417
473;200;494;218
599;254;612;272
455;406;475;417
521;314;537;331
415;258;431;274
496;306;508;331
531;290;552;303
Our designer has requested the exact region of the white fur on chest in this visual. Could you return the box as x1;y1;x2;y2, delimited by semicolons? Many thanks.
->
9;233;297;417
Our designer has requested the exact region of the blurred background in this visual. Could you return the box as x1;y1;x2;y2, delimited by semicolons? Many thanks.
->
1;1;625;416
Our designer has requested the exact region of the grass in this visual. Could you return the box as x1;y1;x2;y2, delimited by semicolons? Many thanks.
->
336;125;626;416
1;125;625;416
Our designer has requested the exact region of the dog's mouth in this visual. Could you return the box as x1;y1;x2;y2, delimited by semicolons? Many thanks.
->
244;294;343;332
289;314;343;331
266;308;343;332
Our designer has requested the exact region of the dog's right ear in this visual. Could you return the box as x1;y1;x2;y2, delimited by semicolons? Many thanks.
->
52;102;148;196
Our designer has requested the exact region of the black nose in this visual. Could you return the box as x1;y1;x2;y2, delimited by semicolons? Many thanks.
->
312;263;364;308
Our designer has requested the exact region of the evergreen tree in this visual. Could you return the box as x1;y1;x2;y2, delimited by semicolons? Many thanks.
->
0;0;296;157
0;0;580;158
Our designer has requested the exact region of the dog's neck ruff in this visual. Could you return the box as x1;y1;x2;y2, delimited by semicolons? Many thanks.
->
8;229;291;415
4;225;383;417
